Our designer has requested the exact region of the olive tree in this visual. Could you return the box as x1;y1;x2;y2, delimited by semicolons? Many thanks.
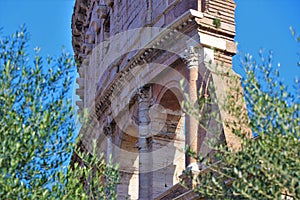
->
181;30;299;199
0;27;118;199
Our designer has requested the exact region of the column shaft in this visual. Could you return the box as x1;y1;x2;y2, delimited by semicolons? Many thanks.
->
185;46;200;166
138;86;151;200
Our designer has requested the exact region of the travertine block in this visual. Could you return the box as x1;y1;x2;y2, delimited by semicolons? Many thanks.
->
71;0;244;199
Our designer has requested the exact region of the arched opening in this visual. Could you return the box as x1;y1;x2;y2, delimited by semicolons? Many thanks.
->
159;89;181;110
149;87;185;198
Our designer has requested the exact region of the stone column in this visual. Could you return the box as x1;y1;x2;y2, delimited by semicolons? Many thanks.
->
185;46;200;167
137;85;151;200
103;121;114;162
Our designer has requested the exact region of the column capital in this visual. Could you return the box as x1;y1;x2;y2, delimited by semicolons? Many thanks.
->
137;85;152;102
103;121;115;136
183;46;201;69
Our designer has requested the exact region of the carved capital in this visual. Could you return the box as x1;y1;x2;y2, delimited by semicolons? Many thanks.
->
103;122;115;136
137;85;152;102
183;46;201;69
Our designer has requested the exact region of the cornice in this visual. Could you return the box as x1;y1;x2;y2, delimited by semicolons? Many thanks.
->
94;9;202;119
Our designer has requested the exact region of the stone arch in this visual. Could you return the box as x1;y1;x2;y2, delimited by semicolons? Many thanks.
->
156;86;184;140
149;86;185;198
156;81;184;108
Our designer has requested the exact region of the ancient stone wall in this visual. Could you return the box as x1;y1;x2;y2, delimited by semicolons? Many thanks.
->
71;0;242;199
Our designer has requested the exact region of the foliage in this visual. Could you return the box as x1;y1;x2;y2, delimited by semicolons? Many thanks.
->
181;31;300;199
213;18;221;29
0;27;118;199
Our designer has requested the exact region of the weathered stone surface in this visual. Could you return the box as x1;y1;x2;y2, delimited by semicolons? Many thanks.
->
71;0;248;199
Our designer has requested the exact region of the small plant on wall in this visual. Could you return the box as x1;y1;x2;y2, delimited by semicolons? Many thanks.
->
213;18;221;29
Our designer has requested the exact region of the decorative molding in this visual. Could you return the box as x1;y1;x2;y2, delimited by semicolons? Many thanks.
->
94;10;198;116
91;18;101;33
86;30;95;44
97;5;108;19
104;0;114;7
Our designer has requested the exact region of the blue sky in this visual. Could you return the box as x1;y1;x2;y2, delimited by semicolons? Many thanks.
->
0;0;74;57
234;0;300;90
0;0;299;91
